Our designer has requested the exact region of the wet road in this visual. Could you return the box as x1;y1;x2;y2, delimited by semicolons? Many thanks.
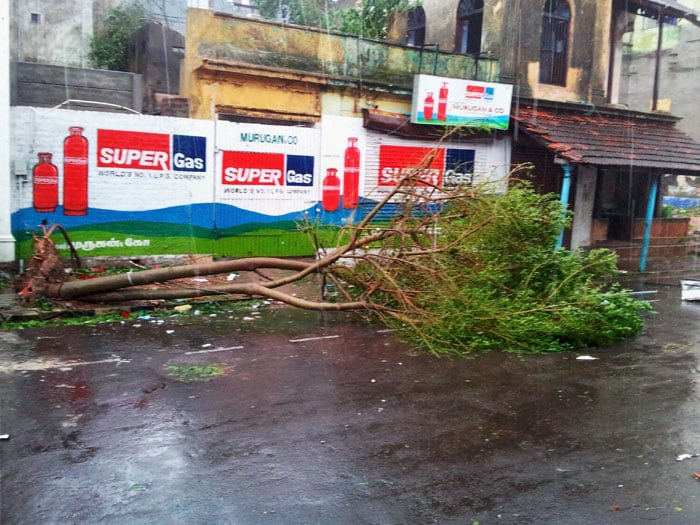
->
1;276;700;524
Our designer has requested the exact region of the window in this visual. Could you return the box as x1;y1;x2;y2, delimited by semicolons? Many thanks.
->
539;0;571;86
406;7;426;47
30;12;41;24
455;0;483;55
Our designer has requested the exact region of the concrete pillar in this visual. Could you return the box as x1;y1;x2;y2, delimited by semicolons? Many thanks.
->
0;0;16;262
570;166;597;250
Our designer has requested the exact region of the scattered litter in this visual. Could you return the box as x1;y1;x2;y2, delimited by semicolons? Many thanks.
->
201;343;212;348
576;355;599;361
166;330;175;334
677;453;699;461
185;345;243;355
694;472;700;480
0;434;9;440
289;335;340;343
137;315;152;320
242;316;256;321
173;304;192;313
226;273;239;281
193;310;202;316
193;278;208;283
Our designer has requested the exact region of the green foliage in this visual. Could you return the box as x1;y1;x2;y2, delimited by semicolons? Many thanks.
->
164;363;225;382
256;0;421;39
256;0;328;27
333;0;421;39
89;2;145;71
337;183;651;355
662;204;700;219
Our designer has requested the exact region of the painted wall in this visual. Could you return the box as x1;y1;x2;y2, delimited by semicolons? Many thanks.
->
1;0;14;262
10;106;511;260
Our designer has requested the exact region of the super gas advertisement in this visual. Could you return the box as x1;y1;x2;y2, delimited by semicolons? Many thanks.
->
11;108;503;258
410;74;513;130
11;108;214;258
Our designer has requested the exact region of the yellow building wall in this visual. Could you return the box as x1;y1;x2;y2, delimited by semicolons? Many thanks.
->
182;8;495;122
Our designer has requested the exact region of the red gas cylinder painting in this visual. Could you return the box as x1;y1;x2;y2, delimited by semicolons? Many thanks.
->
63;126;89;216
322;168;341;211
32;152;59;213
438;82;449;121
423;92;434;120
342;137;361;209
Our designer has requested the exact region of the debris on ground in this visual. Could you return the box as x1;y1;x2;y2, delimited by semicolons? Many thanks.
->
173;304;192;313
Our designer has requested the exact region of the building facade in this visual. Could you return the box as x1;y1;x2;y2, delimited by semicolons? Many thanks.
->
386;0;700;264
4;0;700;266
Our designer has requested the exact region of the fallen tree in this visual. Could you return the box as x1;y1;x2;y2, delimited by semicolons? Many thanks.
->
20;160;650;354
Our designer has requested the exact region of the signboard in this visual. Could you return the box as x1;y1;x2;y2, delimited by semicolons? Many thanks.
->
375;144;475;190
10;108;214;257
214;121;319;215
410;74;513;130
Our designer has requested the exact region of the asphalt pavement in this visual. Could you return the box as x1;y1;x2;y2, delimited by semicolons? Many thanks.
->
1;268;700;524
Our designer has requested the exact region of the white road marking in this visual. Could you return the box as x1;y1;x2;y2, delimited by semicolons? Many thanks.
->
184;345;244;355
289;335;340;343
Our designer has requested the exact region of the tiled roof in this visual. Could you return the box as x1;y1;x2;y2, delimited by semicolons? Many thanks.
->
512;106;700;173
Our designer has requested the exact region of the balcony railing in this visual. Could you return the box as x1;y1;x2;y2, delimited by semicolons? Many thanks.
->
187;9;500;90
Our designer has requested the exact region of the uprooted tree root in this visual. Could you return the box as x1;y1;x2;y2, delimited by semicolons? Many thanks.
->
18;224;81;302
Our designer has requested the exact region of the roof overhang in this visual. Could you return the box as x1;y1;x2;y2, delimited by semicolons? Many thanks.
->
623;0;700;26
362;108;503;140
512;104;700;174
195;58;414;96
